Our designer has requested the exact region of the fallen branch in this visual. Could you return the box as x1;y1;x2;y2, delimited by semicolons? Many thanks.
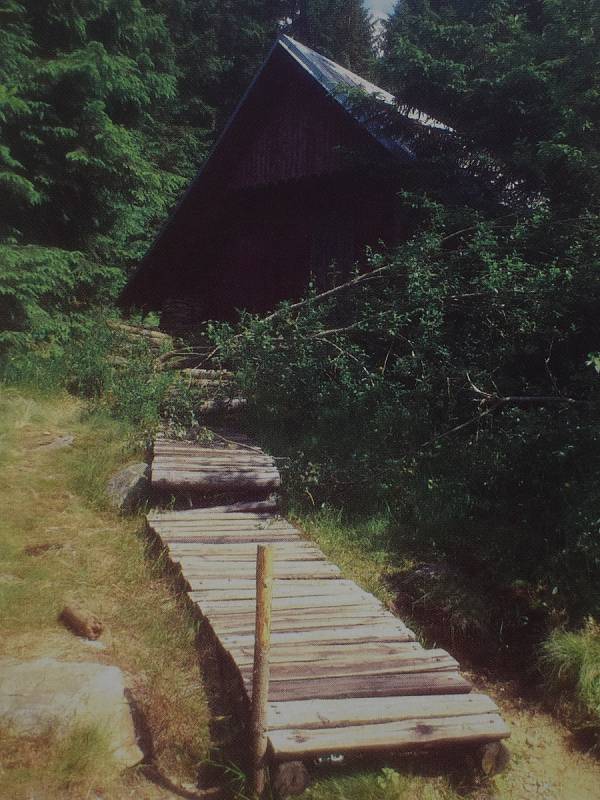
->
466;374;584;407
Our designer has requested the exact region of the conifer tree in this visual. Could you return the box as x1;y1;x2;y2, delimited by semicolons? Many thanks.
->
288;0;375;75
380;0;600;214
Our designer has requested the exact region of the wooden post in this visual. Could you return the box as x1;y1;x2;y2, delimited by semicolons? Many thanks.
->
250;545;274;797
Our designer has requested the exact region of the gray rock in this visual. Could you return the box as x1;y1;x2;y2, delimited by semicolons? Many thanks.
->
0;657;143;768
37;434;75;450
106;463;149;514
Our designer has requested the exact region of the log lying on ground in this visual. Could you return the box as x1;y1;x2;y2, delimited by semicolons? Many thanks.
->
199;398;247;414
152;467;280;493
107;320;172;342
60;605;104;640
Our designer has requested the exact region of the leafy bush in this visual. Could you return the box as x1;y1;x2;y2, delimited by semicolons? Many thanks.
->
1;308;205;431
210;198;600;623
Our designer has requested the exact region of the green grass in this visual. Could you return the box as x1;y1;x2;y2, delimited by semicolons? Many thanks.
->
0;387;213;798
541;617;600;741
289;506;402;605
296;765;461;800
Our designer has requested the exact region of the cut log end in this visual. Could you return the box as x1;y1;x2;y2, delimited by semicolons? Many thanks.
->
271;761;311;798
60;605;104;640
477;741;511;776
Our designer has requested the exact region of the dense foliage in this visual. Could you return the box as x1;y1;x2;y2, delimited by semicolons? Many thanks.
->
0;0;374;349
288;0;375;74
212;0;600;626
1;0;599;741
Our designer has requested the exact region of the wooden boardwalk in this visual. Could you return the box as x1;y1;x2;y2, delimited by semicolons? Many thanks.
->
148;433;509;765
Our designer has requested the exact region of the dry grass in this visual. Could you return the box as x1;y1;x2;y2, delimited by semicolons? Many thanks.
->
0;387;212;798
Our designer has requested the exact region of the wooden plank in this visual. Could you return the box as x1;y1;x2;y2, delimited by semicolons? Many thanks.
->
153;463;277;473
156;522;300;536
154;452;266;462
195;593;380;613
219;623;416;650
152;471;280;485
187;579;370;600
149;512;284;521
208;611;398;636
238;652;458;682
170;551;326;563
167;540;319;553
268;713;510;760
204;604;393;625
230;641;425;666
154;446;263;456
251;671;471;703
160;535;301;545
151;519;293;529
167;542;319;557
151;523;298;542
235;645;446;670
267;694;500;730
178;560;340;579
148;511;278;521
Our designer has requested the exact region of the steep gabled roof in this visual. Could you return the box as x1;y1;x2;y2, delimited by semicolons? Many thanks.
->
121;35;448;306
279;35;449;145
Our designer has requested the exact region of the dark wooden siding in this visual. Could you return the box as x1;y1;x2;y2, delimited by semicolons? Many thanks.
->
225;61;375;190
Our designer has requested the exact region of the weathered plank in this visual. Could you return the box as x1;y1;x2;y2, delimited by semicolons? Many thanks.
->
152;470;280;489
187;579;370;601
167;542;320;558
246;671;471;703
239;652;458;682
162;534;301;545
146;433;509;762
267;694;500;731
268;713;510;760
178;559;341;579
151;519;293;529
218;623;416;650
229;641;425;666
195;593;379;613
148;510;278;521
208;612;400;638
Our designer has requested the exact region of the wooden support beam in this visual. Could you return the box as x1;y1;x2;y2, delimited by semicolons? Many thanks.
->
250;545;273;798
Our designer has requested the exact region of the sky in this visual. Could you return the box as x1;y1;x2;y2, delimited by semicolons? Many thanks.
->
366;0;396;20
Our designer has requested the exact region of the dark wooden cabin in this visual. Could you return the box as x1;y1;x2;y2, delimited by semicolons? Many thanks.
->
121;35;446;328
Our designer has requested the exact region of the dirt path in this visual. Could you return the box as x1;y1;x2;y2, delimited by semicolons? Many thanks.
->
478;677;600;800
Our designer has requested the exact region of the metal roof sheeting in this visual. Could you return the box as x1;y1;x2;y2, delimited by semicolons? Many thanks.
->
279;35;451;159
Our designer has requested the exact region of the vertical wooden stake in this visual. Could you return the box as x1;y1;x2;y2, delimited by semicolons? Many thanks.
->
250;544;274;798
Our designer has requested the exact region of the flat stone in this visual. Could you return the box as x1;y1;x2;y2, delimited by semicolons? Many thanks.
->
106;463;149;514
37;434;74;450
0;657;143;768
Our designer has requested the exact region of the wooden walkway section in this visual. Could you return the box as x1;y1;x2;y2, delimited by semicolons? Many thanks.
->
149;433;509;764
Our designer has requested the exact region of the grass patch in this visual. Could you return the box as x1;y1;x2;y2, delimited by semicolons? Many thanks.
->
289;506;400;606
0;387;212;798
541;618;600;743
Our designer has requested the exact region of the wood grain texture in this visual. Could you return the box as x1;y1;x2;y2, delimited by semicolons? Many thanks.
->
267;693;500;730
269;713;510;760
146;433;509;761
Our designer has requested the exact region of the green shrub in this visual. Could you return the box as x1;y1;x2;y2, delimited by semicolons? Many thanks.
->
541;618;600;742
210;202;600;624
1;309;202;432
